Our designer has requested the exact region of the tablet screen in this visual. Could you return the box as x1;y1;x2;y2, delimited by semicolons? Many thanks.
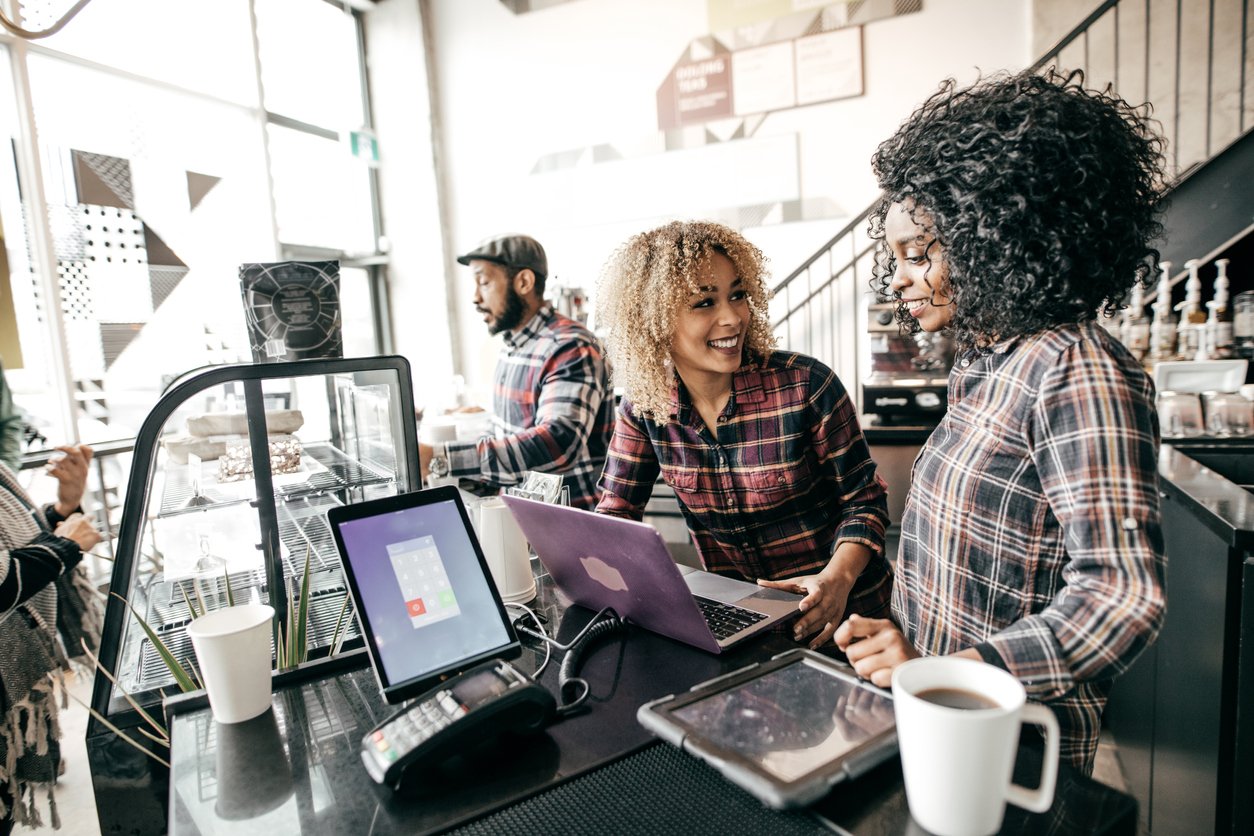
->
671;656;895;781
329;490;518;702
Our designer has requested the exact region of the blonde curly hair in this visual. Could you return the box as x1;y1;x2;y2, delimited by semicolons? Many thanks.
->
595;220;777;423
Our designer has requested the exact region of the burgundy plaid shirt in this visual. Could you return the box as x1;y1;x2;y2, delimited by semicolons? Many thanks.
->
447;306;614;509
597;350;892;617
895;322;1166;771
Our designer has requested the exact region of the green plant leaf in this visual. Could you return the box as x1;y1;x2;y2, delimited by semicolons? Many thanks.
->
68;691;171;769
223;566;234;607
329;593;352;656
194;581;208;621
135;725;171;749
111;592;197;692
179;584;199;621
79;638;168;743
295;545;312;665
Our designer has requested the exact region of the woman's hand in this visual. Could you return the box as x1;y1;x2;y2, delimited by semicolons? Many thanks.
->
757;569;856;650
834;614;919;687
54;512;102;553
47;444;93;517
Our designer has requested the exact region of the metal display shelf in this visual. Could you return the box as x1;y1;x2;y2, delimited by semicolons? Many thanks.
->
89;357;420;836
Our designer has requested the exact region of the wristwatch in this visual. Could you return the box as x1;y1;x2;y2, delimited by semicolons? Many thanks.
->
428;444;450;480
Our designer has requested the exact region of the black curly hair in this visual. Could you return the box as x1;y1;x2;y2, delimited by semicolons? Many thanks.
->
868;68;1166;350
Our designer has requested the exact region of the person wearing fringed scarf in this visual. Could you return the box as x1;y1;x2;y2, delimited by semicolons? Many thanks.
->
0;444;103;834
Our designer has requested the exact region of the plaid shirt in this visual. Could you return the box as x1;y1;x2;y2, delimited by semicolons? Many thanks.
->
597;351;892;616
894;322;1166;771
447;305;614;510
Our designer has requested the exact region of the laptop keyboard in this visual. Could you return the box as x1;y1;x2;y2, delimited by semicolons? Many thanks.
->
695;597;769;640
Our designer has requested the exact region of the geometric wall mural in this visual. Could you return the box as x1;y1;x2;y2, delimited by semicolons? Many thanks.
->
40;149;218;390
186;171;221;211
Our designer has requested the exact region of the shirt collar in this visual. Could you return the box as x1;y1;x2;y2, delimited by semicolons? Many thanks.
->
503;304;554;349
667;352;768;422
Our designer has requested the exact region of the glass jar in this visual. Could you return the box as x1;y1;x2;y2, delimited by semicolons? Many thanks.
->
1233;291;1254;358
1202;390;1253;437
1157;390;1204;438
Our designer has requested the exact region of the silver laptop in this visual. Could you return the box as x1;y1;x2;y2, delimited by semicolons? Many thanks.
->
500;495;802;654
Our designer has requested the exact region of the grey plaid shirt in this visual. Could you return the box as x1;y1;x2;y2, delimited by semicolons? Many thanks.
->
894;321;1166;772
446;306;614;509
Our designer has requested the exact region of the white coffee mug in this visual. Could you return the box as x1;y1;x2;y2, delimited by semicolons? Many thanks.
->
891;656;1060;836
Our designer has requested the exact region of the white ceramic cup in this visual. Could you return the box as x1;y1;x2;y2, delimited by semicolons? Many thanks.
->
478;497;536;603
891;656;1060;836
186;604;275;724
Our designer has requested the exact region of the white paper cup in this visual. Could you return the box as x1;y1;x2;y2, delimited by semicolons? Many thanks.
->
479;498;536;603
187;604;275;724
891;656;1060;836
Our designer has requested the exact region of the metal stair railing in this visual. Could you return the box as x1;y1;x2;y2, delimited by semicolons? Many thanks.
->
770;0;1253;394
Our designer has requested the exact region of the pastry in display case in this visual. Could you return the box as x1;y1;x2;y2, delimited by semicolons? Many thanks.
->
86;356;419;835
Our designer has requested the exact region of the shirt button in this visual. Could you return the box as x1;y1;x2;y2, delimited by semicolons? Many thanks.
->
960;359;971;368
717;416;727;423
1121;517;1139;530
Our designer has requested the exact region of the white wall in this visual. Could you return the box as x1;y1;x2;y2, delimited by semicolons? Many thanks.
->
378;0;1034;398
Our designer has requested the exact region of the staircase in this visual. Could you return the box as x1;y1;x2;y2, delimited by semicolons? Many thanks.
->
770;0;1254;404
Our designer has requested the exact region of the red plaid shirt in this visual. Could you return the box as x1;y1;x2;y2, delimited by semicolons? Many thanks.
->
597;350;892;617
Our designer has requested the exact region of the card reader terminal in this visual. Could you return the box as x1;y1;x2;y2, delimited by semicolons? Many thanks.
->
361;658;555;791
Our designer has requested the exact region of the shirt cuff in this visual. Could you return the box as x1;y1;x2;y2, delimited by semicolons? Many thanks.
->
446;439;481;477
33;530;84;572
43;502;81;529
974;642;1010;672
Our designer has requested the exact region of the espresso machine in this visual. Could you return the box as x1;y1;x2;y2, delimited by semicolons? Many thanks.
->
862;302;953;426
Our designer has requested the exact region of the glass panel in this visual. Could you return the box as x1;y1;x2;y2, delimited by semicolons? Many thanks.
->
23;0;258;107
267;123;375;254
340;265;377;357
255;0;365;129
0;45;68;442
28;53;275;443
111;380;266;704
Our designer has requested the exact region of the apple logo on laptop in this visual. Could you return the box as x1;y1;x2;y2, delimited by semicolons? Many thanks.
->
579;555;627;592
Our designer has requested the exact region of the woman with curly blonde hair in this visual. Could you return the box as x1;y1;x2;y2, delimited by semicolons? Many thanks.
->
595;220;892;647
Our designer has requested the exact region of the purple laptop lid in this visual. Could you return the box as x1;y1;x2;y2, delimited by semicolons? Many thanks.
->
500;495;723;653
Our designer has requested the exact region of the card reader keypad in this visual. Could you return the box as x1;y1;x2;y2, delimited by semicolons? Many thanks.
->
367;689;467;767
696;597;768;639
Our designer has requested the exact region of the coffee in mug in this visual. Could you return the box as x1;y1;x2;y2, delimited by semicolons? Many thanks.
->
891;656;1060;836
914;687;1000;711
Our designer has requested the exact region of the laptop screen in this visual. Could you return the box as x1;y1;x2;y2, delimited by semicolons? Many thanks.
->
328;486;520;703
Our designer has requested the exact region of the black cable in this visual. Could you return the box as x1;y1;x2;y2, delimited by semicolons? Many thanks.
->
556;613;625;717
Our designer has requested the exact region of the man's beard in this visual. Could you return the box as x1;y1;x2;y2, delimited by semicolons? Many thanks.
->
488;286;527;335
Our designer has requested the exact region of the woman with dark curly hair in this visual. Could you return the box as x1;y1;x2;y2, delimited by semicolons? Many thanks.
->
596;220;893;648
834;69;1168;774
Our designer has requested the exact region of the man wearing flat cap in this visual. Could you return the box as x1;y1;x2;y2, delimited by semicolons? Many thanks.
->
420;234;614;509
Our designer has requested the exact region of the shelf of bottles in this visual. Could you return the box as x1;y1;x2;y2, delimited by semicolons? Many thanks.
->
1106;258;1251;368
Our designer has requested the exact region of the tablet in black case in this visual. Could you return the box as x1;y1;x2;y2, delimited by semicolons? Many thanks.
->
637;649;898;808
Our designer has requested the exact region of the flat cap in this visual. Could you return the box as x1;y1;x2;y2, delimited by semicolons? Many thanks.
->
456;234;547;278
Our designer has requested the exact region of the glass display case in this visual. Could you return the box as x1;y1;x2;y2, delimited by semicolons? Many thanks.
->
86;356;419;834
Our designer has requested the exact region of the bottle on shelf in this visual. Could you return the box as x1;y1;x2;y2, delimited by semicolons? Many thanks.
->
1206;258;1235;360
1148;261;1178;363
1120;279;1151;361
1175;259;1208;362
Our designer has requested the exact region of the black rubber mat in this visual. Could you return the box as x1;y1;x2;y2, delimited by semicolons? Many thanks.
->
446;741;827;835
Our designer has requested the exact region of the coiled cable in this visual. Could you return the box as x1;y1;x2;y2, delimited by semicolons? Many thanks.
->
556;614;625;716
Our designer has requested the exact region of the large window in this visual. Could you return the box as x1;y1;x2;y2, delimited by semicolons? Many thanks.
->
1;0;385;449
